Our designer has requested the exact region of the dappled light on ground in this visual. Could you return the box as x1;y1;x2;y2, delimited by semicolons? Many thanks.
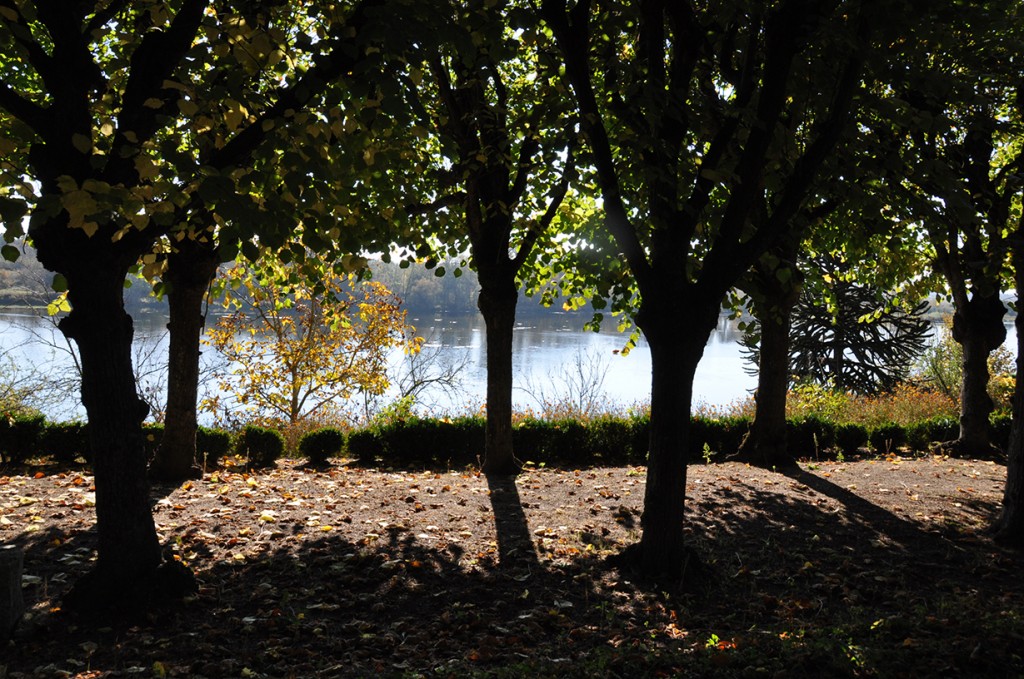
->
1;457;1021;677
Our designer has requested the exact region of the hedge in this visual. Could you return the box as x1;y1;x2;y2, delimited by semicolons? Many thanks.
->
3;412;1016;471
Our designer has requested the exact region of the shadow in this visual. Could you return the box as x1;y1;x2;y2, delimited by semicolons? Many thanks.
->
5;462;1024;678
485;474;542;572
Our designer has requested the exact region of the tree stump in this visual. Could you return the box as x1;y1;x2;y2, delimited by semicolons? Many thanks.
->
0;544;24;639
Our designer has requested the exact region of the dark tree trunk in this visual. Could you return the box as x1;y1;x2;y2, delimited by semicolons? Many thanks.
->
743;301;796;466
949;292;1006;456
478;279;519;476
58;265;187;608
994;246;1024;547
739;253;801;467
634;296;719;581
150;240;219;482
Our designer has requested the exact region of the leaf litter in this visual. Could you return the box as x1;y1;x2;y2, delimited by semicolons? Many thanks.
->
0;456;1022;677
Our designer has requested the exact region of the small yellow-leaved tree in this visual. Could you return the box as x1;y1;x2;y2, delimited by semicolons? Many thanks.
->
202;260;421;427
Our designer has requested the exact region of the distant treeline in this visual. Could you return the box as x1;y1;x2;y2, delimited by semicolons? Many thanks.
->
0;244;588;320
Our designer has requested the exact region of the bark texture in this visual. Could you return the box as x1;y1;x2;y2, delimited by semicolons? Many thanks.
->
478;280;519;475
949;292;1006;456
738;253;802;467
635;295;720;580
150;240;219;482
994;246;1024;547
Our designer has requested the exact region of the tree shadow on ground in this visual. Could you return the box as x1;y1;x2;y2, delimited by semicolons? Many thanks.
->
485;473;542;571
5;463;1024;678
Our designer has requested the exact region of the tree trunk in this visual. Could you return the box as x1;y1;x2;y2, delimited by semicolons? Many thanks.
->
150;241;219;482
739;253;801;467
742;301;796;466
634;297;719;581
994;247;1024;547
478;279;519;476
950;292;1006;456
58;266;189;609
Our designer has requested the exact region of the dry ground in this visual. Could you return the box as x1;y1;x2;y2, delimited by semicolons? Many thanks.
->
1;454;1021;677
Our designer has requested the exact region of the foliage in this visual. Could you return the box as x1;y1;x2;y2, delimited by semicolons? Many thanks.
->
781;272;933;395
203;261;421;427
778;382;957;429
835;423;869;456
786;416;837;458
912;317;1016;413
40;421;90;464
298;428;346;466
869;423;907;455
0;412;44;463
236;425;285;469
196;426;232;469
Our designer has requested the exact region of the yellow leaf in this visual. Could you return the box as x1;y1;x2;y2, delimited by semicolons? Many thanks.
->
143;97;163;109
80;221;99;238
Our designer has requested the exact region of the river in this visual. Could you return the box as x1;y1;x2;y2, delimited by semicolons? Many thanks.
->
0;308;1016;423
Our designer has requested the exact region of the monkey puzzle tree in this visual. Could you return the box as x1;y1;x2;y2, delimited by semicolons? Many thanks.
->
541;0;898;578
0;0;408;609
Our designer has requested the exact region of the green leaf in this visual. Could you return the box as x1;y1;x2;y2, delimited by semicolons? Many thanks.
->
0;197;28;228
1;245;19;262
51;274;68;292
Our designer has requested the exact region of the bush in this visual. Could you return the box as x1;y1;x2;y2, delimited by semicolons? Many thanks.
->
787;416;836;458
142;423;164;459
346;429;383;463
869;423;907;454
237;425;285;468
197;426;232;467
0;413;46;464
834;423;868;456
299;428;345;466
40;421;90;464
990;413;1012;454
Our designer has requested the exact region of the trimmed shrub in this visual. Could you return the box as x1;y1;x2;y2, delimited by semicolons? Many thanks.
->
787;416;836;458
299;428;345;466
197;426;232;467
0;413;46;464
585;416;636;465
347;429;383;463
869;423;907;454
40;421;90;464
990;413;1012;454
835;422;868;456
237;425;285;468
142;423;164;459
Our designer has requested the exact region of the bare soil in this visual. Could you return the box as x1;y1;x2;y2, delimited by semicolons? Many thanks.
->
1;454;1021;678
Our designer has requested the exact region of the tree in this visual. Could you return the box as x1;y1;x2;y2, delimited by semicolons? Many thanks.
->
148;232;219;481
541;0;892;578
203;259;419;428
0;0;404;609
396;1;577;474
747;274;932;396
995;227;1024;547
877;1;1024;455
735;239;804;466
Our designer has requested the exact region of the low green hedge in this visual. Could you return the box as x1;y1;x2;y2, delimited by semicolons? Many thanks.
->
197;426;233;467
5;410;1015;472
0;413;45;464
299;428;345;466
237;425;285;468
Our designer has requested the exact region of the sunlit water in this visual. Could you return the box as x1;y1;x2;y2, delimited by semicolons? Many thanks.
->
0;308;1015;423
